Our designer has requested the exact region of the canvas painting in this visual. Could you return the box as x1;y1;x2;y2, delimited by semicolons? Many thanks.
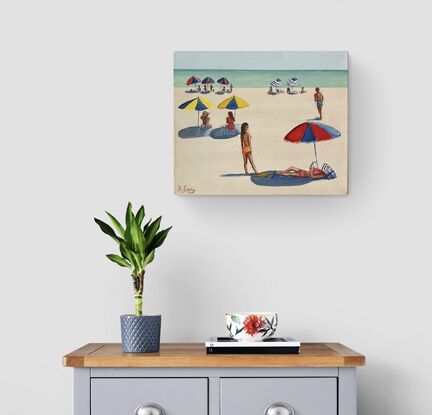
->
174;51;348;195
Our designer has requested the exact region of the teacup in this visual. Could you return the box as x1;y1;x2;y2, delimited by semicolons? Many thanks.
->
225;312;278;341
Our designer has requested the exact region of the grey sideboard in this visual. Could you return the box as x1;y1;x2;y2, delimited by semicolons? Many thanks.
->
63;342;365;415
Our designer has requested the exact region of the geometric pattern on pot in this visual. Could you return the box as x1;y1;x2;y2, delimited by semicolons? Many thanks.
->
120;315;161;353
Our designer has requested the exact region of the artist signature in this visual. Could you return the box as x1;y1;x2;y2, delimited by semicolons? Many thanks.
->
177;185;196;194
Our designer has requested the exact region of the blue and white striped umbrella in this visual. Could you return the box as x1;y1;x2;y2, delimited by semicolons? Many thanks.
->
287;77;302;87
270;78;284;88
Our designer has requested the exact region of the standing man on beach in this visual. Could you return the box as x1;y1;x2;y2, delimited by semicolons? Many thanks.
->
314;87;324;120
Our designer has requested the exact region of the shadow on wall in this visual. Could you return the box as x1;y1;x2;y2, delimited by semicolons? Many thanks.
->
358;363;410;415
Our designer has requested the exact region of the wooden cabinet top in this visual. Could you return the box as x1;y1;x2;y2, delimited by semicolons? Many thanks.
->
63;343;365;368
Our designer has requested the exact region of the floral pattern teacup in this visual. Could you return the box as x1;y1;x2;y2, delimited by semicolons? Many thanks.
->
225;312;278;341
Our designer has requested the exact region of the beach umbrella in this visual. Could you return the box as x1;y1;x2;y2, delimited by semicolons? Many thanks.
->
284;122;341;165
217;77;229;85
186;76;201;86
178;96;215;126
270;78;284;88
217;95;249;117
202;77;215;84
287;77;302;88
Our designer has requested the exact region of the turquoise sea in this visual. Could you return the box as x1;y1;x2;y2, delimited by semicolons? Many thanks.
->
174;69;347;88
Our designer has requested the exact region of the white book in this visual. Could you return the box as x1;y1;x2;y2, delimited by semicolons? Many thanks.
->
205;337;300;348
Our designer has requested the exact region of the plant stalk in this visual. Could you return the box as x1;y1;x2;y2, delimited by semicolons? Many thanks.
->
133;270;145;316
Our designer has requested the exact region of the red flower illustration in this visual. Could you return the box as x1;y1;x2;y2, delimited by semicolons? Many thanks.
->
243;315;266;336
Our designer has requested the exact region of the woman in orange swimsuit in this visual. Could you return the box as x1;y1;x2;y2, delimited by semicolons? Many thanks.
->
277;164;326;178
240;123;258;175
226;111;236;131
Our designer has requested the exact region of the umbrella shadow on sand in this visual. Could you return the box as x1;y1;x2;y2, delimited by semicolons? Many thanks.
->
178;126;212;139
221;169;337;186
221;173;256;177
250;171;335;187
178;125;240;140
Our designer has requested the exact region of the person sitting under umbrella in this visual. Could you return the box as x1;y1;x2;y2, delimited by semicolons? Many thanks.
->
226;111;236;131
276;163;326;178
200;111;212;129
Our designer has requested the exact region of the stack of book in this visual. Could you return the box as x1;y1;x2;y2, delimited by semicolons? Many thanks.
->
205;337;300;354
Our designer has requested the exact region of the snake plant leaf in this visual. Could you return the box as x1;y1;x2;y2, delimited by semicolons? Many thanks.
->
144;216;162;247
136;205;145;227
94;218;122;244
105;211;125;238
106;254;131;268
142;250;155;268
125;202;134;229
148;226;172;252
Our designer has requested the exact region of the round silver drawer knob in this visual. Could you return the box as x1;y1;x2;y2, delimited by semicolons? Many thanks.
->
134;403;166;415
265;402;295;415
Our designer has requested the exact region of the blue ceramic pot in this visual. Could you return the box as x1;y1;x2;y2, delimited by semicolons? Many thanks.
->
120;315;161;353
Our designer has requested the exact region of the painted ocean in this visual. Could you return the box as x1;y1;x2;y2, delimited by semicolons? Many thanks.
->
174;69;347;88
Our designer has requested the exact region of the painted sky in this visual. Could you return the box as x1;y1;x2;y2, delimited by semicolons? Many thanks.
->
174;51;348;70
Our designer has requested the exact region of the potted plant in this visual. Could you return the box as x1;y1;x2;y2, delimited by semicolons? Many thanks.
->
95;202;172;353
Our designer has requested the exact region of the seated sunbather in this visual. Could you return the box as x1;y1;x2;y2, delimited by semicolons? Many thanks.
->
276;164;326;178
226;111;236;131
200;111;212;129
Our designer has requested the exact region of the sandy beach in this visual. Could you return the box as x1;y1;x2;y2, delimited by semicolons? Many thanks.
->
174;87;348;195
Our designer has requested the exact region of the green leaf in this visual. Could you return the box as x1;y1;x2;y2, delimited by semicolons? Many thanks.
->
106;254;131;268
130;215;145;255
94;218;122;244
143;218;152;232
105;211;125;238
144;216;162;247
120;243;141;275
231;315;241;324
148;226;172;252
120;242;132;261
125;202;134;229
142;250;155;268
135;205;145;227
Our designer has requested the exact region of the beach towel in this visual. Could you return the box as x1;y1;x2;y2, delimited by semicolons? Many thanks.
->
178;126;212;139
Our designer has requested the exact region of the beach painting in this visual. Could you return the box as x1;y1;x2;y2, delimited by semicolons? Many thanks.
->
174;51;348;195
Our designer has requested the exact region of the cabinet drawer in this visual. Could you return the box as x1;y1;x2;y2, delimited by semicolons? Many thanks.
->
221;378;337;415
91;378;207;415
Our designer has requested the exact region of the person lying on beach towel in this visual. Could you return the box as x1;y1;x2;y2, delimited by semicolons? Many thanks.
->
276;164;326;179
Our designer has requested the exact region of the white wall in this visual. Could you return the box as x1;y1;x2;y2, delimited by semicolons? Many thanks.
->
1;0;431;414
